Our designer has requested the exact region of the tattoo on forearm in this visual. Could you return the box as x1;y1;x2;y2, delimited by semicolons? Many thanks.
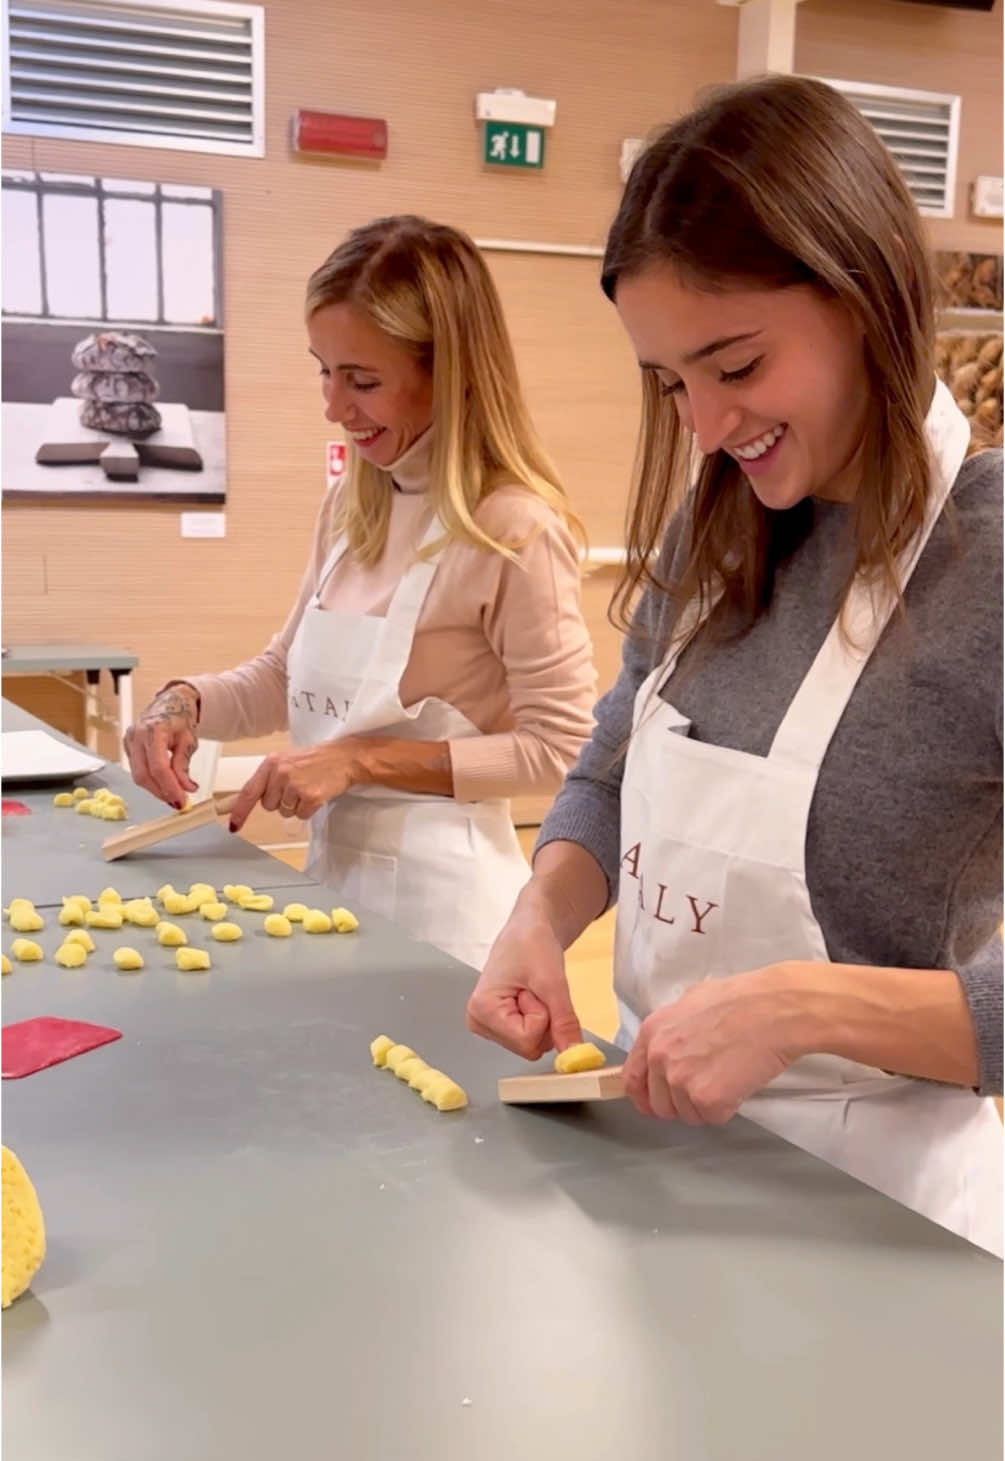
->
140;690;197;729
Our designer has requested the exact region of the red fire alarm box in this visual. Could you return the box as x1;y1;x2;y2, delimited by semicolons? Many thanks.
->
292;110;388;160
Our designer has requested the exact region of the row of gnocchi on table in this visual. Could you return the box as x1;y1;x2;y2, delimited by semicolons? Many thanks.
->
1;699;1001;1461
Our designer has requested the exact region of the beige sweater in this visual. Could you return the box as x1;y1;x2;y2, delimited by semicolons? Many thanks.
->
187;429;598;802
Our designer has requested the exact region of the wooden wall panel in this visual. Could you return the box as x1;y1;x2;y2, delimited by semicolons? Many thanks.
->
3;0;1000;808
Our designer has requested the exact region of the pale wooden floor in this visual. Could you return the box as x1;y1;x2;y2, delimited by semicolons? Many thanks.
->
264;833;1001;1116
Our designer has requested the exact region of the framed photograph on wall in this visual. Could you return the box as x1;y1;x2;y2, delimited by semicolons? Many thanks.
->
1;170;226;504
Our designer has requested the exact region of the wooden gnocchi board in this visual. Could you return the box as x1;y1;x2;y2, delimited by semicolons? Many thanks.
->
498;1065;625;1104
101;792;237;861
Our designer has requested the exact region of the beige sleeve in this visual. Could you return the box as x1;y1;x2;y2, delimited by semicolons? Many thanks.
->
447;495;598;802
179;492;336;743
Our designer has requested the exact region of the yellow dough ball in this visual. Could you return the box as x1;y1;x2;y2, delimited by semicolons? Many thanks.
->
422;1077;468;1112
113;947;144;972
282;903;308;923
384;1043;417;1074
263;914;293;938
63;895;92;914
52;792;75;807
54;942;87;968
210;922;242;942
70;786;90;801
554;1042;606;1075
199;902;228;922
331;907;359;934
92;788;111;802
370;1035;395;1067
413;1066;446;1095
155;884;176;904
161;891;200;915
63;929;96;953
98;887;122;904
395;1056;427;1084
188;884;217;905
155;921;187;947
302;910;332;934
223;884;253;904
58;904;85;927
10;940;43;963
175;947;211;972
1;955;11;975
86;907;123;930
2;1147;46;1310
99;804;127;821
238;894;274;913
5;899;34;917
10;909;44;933
123;899;158;927
75;799;97;816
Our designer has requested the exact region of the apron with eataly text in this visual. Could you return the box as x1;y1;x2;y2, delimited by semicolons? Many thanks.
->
286;515;529;971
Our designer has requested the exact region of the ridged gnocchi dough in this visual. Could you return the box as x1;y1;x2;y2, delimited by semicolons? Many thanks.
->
9;909;44;933
161;891;200;915
10;940;43;963
123;899;159;927
238;894;274;913
63;929;96;953
71;787;90;802
55;942;87;968
188;884;217;905
370;1035;395;1067
371;1036;468;1111
114;947;144;972
210;922;242;942
331;907;359;933
223;884;253;904
302;910;332;934
98;887;122;904
282;903;308;922
155;921;187;947
175;947;211;972
199;902;228;921
58;904;85;927
554;1042;606;1075
52;792;75;807
86;907;123;929
263;914;293;937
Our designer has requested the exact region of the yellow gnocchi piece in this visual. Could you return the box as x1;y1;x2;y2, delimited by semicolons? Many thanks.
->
302;910;332;934
282;903;308;923
223;884;253;904
188;884;217;905
113;947;144;972
123;899;159;927
75;799;97;816
238;894;274;913
2;1146;46;1310
9;909;44;933
395;1056;427;1084
58;904;85;927
1;955;11;975
155;922;187;947
63;895;91;914
63;929;95;953
55;942;87;968
384;1043;417;1074
175;947;211;972
263;914;293;938
52;792;75;807
161;892;200;915
370;1035;395;1067
425;1078;468;1112
155;884;176;904
330;907;359;934
86;907;123;929
413;1066;446;1095
71;786;90;801
98;887;122;904
98;804;127;821
210;922;243;942
5;899;34;917
10;940;43;963
199;901;228;922
92;787;111;801
553;1042;606;1075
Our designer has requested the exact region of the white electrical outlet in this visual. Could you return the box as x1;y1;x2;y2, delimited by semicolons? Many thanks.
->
474;89;556;127
972;176;1004;219
180;512;226;539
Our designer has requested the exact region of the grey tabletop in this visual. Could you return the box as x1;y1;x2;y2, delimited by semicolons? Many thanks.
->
2;643;139;673
2;700;314;900
2;715;1002;1461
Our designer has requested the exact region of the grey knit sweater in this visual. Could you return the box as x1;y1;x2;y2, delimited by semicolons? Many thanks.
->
540;450;1004;1095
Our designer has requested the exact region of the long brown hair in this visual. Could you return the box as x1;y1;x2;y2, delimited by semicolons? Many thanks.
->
603;75;939;652
306;215;582;565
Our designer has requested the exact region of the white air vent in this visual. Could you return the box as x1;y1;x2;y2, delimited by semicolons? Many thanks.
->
822;78;960;219
2;0;265;157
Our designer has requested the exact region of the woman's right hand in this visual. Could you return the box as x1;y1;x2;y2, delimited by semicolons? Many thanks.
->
123;682;201;809
466;893;583;1061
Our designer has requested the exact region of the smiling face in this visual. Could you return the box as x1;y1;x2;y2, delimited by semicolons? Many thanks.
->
307;300;435;469
614;266;870;507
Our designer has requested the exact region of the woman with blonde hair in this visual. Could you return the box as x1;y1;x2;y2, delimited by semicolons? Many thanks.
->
467;75;1003;1251
126;216;596;970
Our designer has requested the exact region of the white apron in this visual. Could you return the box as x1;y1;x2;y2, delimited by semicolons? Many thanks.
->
286;515;529;971
614;380;1003;1254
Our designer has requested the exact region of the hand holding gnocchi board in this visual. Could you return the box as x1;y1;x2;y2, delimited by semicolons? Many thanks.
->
100;793;239;862
497;1066;626;1105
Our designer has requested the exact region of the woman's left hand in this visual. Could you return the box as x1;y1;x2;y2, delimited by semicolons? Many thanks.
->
622;964;809;1125
228;740;368;831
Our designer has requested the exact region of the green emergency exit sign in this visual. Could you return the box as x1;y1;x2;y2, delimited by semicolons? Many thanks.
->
483;120;545;169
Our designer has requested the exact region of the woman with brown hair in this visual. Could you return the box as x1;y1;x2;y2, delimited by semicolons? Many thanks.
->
467;75;1003;1251
125;216;596;971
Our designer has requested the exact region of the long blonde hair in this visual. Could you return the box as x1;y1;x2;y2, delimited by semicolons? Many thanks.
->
306;215;582;564
602;75;941;650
